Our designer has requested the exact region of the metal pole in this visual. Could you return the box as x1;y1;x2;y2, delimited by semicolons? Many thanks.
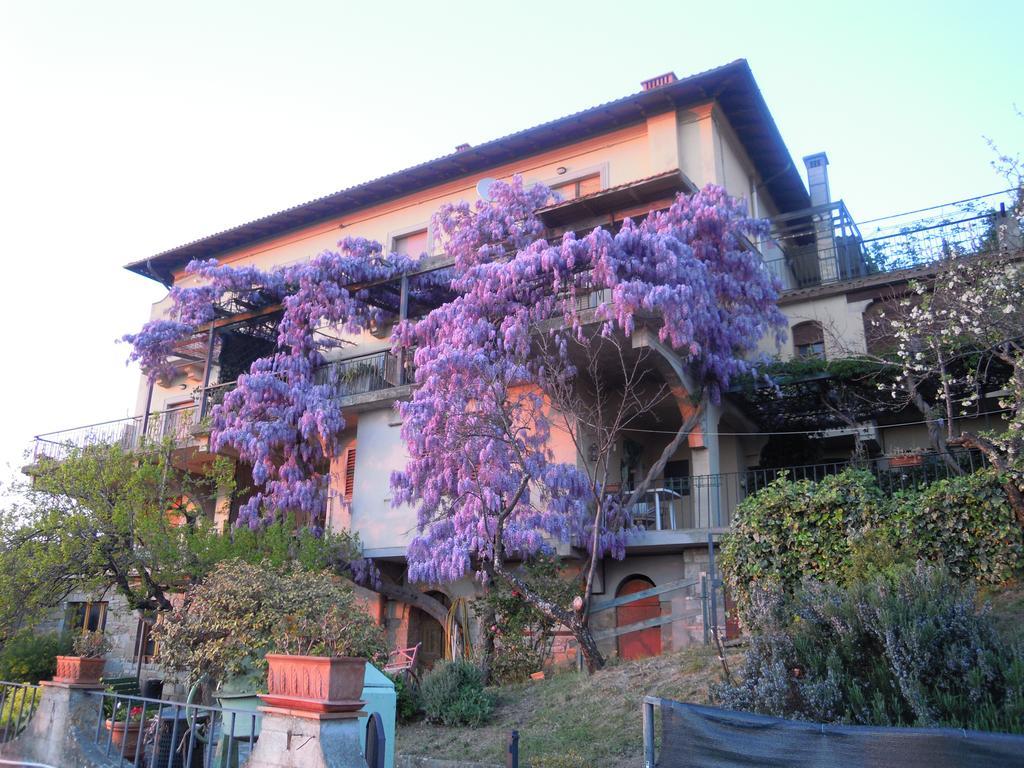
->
141;378;155;442
198;324;216;419
397;275;409;385
642;699;656;768
708;533;719;639
506;729;519;768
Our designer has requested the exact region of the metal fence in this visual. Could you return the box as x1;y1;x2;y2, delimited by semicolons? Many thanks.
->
0;682;41;744
32;407;198;462
643;697;1024;768
86;689;260;768
764;189;1020;291
627;449;987;534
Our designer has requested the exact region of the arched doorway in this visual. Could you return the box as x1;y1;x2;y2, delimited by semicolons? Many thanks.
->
616;576;661;660
408;591;449;670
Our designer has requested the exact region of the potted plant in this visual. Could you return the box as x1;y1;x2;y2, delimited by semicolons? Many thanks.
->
154;559;385;717
52;631;111;685
889;448;925;468
262;604;386;713
104;697;145;755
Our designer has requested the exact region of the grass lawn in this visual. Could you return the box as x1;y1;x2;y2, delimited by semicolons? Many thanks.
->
396;645;737;768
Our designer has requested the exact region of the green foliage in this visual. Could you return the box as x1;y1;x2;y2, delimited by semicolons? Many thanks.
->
713;565;1024;733
720;469;888;604
721;467;1023;612
153;559;386;686
897;470;1023;582
418;660;495;726
388;672;421;723
0;686;41;731
475;556;580;684
0;439;362;637
0;631;72;683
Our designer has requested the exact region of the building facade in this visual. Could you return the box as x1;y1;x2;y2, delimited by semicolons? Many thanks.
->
32;60;1020;671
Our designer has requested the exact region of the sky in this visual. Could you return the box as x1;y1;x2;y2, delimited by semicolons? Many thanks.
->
0;0;1021;488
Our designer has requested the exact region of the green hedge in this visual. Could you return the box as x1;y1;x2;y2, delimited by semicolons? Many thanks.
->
721;467;1023;608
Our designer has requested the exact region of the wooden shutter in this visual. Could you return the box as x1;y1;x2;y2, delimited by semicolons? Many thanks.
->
344;447;357;501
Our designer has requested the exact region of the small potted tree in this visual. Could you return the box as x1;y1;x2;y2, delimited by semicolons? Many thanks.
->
262;604;386;713
52;631;111;685
154;559;385;718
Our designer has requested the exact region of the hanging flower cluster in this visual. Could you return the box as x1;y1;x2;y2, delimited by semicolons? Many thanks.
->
124;239;419;527
392;178;786;584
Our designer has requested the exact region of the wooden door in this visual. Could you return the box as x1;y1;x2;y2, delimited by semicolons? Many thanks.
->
616;578;661;660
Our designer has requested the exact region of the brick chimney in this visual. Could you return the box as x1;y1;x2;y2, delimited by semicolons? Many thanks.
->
803;152;831;207
455;143;471;152
641;72;678;91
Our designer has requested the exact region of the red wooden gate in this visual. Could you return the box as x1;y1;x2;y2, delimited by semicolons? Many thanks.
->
616;578;662;660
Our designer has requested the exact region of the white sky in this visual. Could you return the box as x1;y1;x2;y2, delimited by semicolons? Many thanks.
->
0;0;1021;488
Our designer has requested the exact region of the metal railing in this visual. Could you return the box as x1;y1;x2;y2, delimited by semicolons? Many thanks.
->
32;406;198;462
87;689;260;768
764;190;1020;291
319;350;411;398
0;682;41;743
626;449;986;533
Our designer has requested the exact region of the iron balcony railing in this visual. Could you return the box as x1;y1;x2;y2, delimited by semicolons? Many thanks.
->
319;350;411;398
32;406;198;463
763;190;1020;291
626;449;987;534
196;350;412;419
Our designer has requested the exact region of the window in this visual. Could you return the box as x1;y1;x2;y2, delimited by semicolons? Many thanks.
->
393;229;429;259
65;601;107;634
343;446;357;501
134;618;157;663
551;174;601;202
792;321;826;359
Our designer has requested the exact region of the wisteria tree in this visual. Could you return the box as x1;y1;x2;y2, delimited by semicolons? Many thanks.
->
391;179;785;669
125;178;785;667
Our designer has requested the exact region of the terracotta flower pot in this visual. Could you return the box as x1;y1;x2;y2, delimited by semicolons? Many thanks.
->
889;454;924;468
261;654;365;713
52;655;106;685
105;719;142;755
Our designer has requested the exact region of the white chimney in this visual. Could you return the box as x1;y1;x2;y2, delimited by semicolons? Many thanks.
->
803;152;831;207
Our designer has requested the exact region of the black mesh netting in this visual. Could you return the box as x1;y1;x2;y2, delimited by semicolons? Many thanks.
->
656;700;1024;768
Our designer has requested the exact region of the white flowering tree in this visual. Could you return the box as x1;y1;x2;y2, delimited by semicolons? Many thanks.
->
882;250;1024;524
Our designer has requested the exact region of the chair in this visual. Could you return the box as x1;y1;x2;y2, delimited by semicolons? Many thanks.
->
383;642;420;682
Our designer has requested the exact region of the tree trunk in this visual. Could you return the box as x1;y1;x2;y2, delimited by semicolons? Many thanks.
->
493;560;606;672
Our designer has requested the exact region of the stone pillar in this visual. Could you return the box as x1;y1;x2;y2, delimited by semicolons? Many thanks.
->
246;707;368;768
0;681;110;768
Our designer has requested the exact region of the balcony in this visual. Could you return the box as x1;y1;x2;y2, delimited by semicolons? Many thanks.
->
31;406;198;463
624;449;986;549
764;189;1020;292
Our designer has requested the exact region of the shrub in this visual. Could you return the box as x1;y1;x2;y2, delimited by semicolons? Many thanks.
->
72;631;111;658
474;556;580;684
721;467;1024;615
720;469;888;605
154;559;386;685
713;565;1024;733
387;672;421;723
0;631;72;683
418;660;494;726
897;469;1023;583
